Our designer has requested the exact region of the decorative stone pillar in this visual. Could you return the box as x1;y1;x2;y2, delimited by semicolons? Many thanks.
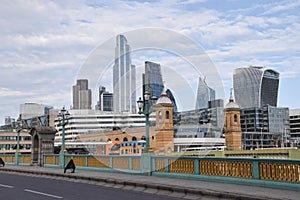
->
29;126;57;166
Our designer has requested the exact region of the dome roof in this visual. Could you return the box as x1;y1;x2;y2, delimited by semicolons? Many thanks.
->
156;92;172;104
225;101;240;109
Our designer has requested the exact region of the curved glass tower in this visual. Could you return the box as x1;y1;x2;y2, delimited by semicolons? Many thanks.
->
195;77;215;109
233;66;279;109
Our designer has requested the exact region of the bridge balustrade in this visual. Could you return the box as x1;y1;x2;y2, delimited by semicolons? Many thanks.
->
2;153;299;189
0;154;31;165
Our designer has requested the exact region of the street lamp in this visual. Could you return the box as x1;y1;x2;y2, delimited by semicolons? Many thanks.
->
58;107;70;167
137;91;157;153
260;127;263;149
14;121;22;165
284;128;287;148
281;130;284;148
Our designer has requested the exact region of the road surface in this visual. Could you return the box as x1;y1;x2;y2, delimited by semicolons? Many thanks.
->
0;172;181;200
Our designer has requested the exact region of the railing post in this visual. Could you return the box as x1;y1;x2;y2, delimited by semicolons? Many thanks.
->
140;153;153;175
194;159;200;174
164;158;169;173
109;157;113;168
129;157;133;170
85;155;88;167
252;160;260;179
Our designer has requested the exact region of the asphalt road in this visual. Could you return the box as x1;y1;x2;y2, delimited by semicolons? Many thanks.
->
0;173;182;200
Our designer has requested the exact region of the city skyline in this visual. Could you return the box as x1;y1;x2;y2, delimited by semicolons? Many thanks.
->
0;0;299;124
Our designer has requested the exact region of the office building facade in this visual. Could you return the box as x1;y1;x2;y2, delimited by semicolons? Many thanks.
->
289;109;300;147
53;109;156;142
240;105;290;149
72;79;92;109
95;86;113;111
113;34;136;113
195;77;215;109
233;66;279;109
20;103;53;120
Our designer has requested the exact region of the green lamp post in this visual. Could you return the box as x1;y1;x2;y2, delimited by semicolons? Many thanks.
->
58;107;70;168
14;121;22;165
137;91;157;153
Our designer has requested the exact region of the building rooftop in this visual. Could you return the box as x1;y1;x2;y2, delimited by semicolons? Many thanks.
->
156;92;172;104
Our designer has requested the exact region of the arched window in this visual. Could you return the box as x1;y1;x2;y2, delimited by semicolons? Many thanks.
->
115;138;119;141
141;136;146;140
166;111;170;119
132;136;137;141
123;137;128;142
158;111;162;119
234;114;238;122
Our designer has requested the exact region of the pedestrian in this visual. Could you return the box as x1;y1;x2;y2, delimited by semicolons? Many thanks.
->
0;157;5;167
64;159;75;173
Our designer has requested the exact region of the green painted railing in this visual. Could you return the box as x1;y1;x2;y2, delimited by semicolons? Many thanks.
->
151;156;300;190
43;154;142;173
0;154;31;166
41;153;300;189
2;152;300;190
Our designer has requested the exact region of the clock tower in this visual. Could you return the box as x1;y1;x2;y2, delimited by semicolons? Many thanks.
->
152;92;174;153
224;89;242;150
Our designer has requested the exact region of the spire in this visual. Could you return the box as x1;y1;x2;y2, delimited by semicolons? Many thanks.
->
229;88;234;103
161;80;167;97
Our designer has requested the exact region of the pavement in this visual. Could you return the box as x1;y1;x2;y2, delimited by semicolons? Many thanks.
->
0;165;299;200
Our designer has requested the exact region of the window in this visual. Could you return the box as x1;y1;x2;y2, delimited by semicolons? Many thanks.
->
234;114;238;122
166;111;170;119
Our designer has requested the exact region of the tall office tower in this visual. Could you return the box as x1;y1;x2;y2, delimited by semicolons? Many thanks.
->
143;61;164;101
72;79;92;109
113;34;136;113
195;77;215;109
233;66;279;109
95;86;113;111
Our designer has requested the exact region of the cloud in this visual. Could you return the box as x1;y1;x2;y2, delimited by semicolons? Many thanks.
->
0;0;299;124
262;0;300;15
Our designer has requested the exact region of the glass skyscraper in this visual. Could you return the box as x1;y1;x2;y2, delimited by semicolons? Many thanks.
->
113;35;136;113
233;66;279;109
143;61;164;99
195;77;215;109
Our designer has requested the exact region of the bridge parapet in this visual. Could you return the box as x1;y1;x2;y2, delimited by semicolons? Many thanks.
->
38;153;300;189
2;152;300;190
0;154;31;166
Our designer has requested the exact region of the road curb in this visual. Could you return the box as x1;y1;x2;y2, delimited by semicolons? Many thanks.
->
0;167;283;200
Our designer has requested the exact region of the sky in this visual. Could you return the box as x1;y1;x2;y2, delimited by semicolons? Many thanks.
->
0;0;299;124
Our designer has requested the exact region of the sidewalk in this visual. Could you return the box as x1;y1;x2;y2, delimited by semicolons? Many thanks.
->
1;165;299;200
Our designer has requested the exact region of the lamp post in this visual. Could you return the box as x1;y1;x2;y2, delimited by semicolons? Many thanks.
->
14;121;22;165
137;91;157;153
260;127;263;149
284;128;287;148
58;107;70;168
281;130;284;148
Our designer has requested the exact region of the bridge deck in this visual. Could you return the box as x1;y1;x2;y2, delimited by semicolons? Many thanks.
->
1;165;299;200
